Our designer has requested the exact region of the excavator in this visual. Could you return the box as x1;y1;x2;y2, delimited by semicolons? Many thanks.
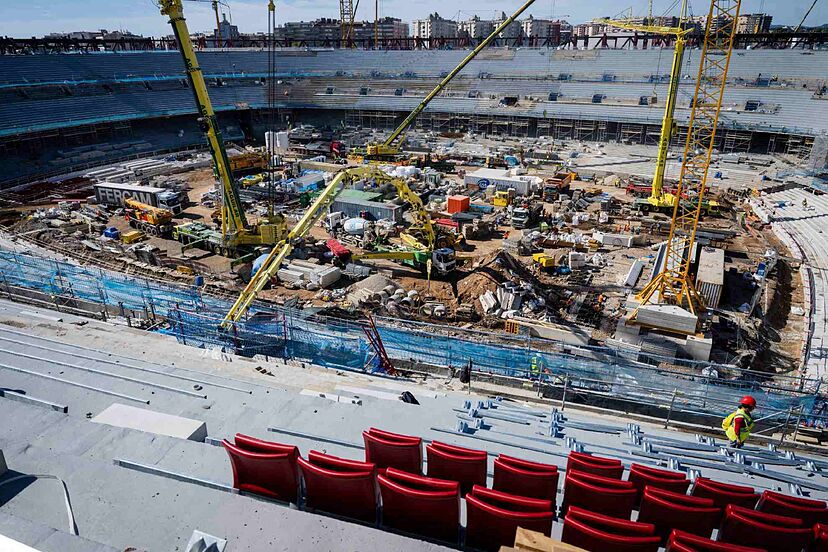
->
124;198;174;237
157;0;287;257
348;0;536;165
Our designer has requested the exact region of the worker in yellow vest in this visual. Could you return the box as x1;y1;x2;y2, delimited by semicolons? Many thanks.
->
722;395;757;449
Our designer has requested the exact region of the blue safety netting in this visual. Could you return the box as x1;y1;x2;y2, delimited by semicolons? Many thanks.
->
0;247;819;416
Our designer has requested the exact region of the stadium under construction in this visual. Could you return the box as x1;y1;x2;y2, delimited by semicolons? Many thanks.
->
1;0;828;550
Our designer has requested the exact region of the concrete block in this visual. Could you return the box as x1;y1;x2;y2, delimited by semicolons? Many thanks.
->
636;304;698;334
186;530;227;552
0;533;42;552
683;334;714;361
92;403;207;441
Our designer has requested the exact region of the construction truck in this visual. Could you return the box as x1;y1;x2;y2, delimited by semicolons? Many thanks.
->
633;194;723;216
157;0;287;257
511;203;543;229
229;152;267;174
94;182;185;214
124;198;174;237
542;172;574;201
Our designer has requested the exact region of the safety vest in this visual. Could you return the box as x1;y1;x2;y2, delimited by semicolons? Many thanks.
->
722;407;754;443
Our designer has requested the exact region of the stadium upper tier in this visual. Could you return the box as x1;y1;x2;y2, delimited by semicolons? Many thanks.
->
2;48;827;85
0;48;826;138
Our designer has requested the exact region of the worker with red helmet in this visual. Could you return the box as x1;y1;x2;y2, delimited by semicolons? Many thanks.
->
722;395;757;448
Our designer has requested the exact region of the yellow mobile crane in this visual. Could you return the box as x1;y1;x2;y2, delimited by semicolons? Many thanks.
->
157;0;286;255
350;0;536;164
124;198;175;237
599;5;692;214
633;0;743;325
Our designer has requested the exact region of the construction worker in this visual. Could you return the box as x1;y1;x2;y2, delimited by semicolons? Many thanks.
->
722;395;757;449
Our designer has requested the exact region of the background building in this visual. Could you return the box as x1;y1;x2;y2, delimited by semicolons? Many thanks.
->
493;11;522;39
458;16;494;40
412;13;456;39
737;13;773;33
216;14;239;41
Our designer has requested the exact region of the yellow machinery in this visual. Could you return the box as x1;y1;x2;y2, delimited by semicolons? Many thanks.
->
121;230;146;244
634;0;743;323
532;253;556;269
157;0;286;253
124;198;174;236
229;152;268;173
339;0;357;42
492;191;511;207
350;0;536;164
222;166;449;326
599;5;692;214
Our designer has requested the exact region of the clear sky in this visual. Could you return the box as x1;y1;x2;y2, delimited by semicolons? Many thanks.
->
0;0;824;38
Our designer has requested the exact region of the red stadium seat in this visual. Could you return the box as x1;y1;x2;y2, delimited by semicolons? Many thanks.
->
465;485;554;552
628;463;690;503
690;477;759;510
757;490;828;527
222;433;299;502
813;523;828;552
297;451;377;522
666;529;767;552
718;503;811;552
377;467;459;542
567;450;624;479
562;470;637;519
492;454;559;504
567;505;656;536
362;427;422;475
425;441;487;495
638;486;720;541
561;506;660;552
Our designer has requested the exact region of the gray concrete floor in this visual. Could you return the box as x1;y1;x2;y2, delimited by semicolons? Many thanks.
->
0;298;825;551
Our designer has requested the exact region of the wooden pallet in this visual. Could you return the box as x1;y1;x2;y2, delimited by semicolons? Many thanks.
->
499;528;587;552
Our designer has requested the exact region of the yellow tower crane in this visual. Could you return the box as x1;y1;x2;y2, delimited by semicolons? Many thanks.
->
340;0;358;43
634;0;743;323
598;3;692;214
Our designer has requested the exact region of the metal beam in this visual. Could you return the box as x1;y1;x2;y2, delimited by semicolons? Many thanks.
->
0;362;149;403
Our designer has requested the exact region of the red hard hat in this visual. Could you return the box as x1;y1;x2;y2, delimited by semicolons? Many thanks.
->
740;395;757;408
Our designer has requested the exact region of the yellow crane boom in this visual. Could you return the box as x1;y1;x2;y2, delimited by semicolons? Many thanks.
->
598;3;691;206
634;0;743;322
363;0;536;160
157;0;285;251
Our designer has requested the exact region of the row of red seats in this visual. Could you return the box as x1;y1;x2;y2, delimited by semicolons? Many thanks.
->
223;430;828;551
562;449;828;552
222;430;558;550
561;500;828;552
